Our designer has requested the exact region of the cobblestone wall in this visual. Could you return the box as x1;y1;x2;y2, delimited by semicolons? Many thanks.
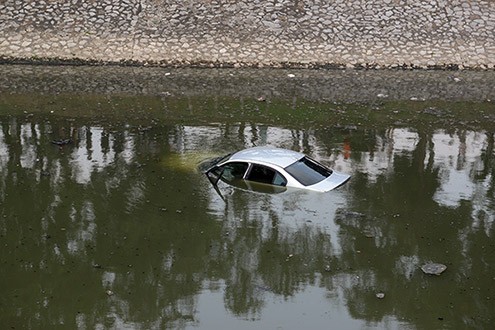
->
1;0;494;68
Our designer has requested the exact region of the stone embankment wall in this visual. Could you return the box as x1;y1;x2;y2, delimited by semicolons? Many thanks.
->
0;0;494;69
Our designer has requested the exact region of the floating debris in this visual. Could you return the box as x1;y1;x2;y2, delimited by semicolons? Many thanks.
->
422;107;445;117
138;126;151;133
363;230;374;238
421;263;447;276
376;292;385;299
255;285;273;292
334;209;369;227
51;139;72;146
106;290;114;296
336;209;366;219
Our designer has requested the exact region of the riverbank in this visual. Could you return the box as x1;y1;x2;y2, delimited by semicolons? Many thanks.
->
1;0;494;69
2;64;495;103
2;65;495;133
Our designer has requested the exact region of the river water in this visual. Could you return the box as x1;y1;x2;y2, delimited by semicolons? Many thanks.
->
0;66;494;329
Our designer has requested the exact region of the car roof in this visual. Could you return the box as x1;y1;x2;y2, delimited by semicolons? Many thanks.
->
228;147;305;168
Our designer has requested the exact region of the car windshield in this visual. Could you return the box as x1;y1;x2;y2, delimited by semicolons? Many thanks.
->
284;156;332;186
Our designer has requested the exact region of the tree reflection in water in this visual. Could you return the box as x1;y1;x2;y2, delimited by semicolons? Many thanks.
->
0;116;494;329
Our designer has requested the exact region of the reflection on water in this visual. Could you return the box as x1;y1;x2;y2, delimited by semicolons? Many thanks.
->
0;115;494;329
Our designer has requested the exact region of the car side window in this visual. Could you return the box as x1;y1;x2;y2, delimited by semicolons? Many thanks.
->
221;162;249;183
247;164;287;186
272;172;287;186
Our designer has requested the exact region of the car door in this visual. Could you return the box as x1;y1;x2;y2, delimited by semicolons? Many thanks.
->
246;164;287;186
219;162;250;183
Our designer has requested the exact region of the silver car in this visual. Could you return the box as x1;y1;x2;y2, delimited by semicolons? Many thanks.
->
203;146;350;193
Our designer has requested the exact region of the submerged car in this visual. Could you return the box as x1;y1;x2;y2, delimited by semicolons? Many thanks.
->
203;146;350;193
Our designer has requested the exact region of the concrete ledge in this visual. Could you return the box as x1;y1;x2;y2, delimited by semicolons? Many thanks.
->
1;0;495;69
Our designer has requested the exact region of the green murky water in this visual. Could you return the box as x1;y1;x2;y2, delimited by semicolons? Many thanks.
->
0;67;494;329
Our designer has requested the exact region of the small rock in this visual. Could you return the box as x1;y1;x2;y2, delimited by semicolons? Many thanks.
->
376;292;385;299
106;290;114;296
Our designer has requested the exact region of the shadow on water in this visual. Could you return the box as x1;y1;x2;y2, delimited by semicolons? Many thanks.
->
0;66;494;329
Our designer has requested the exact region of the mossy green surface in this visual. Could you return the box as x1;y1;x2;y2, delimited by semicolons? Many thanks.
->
1;93;494;130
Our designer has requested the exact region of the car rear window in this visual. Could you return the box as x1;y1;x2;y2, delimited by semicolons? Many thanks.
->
284;156;332;186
